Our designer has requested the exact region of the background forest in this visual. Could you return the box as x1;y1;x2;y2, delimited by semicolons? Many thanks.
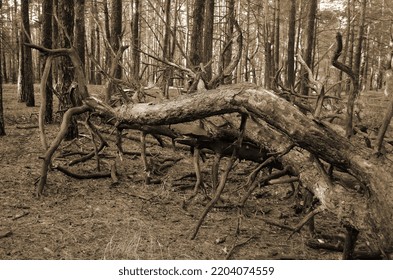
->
1;0;392;106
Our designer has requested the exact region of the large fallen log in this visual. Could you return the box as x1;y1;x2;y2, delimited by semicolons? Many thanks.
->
27;43;392;255
97;83;392;254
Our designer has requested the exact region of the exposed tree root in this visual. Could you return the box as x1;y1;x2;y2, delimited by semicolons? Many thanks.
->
55;165;111;179
36;105;91;196
225;235;257;260
287;207;323;239
240;167;290;207
342;223;359;260
68;136;108;166
305;239;384;259
110;161;119;186
140;132;151;184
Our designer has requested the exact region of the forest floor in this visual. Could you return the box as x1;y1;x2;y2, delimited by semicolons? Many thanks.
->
0;84;390;260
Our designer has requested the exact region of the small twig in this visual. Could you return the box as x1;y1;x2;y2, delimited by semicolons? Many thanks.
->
68;140;108;166
0;230;13;239
110;161;119;186
55;165;111;179
225;235;257;260
140;132;151;184
261;218;296;231
113;189;151;201
12;211;29;221
240;167;290;207
211;153;222;193
84;116;101;171
288;207;324;240
16;125;39;129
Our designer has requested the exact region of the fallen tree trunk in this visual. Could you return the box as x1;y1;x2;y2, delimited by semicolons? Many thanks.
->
27;43;393;254
99;83;393;253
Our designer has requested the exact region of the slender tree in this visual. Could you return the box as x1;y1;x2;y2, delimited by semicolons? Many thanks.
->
0;0;5;135
223;0;234;84
264;0;272;89
273;0;280;74
110;0;122;79
286;0;296;88
58;0;78;140
74;0;86;67
89;0;96;84
203;0;214;81
161;0;172;97
20;0;35;106
300;0;318;96
42;0;53;123
131;0;140;80
52;0;59;83
189;0;205;69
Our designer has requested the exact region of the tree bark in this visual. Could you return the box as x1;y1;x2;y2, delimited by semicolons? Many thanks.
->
160;0;172;97
110;0;122;79
42;0;53;123
20;0;35;107
0;0;5;135
102;84;393;252
58;0;78;140
286;0;296;88
74;0;86;67
203;0;214;81
222;0;235;84
300;0;318;96
189;0;205;69
273;0;280;75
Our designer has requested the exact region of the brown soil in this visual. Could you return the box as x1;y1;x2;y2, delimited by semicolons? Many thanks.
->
1;84;381;260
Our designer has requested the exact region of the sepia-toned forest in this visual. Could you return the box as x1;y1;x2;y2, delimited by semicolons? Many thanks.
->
0;0;393;260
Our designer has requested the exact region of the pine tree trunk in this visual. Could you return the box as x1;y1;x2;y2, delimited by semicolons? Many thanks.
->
58;0;78;140
286;0;296;87
131;0;140;80
74;0;85;67
274;0;280;75
42;0;53;123
300;0;317;96
161;0;172;97
0;0;5;135
110;0;122;79
189;0;206;69
20;0;35;107
203;0;214;81
223;0;234;84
